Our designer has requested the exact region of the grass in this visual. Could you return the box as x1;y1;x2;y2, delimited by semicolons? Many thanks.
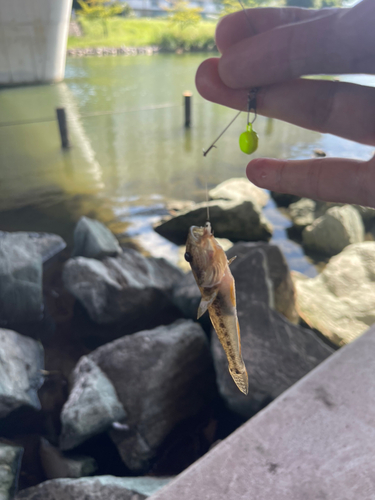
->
68;17;217;51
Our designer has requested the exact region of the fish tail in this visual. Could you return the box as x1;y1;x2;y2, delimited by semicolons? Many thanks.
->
229;365;249;395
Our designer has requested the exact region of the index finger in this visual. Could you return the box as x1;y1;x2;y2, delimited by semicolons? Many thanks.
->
218;0;375;89
216;7;339;54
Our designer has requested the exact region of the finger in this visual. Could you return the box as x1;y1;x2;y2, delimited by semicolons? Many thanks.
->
216;7;338;54
196;58;375;146
246;156;375;208
218;0;375;88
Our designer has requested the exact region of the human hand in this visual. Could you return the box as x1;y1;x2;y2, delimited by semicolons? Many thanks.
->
196;0;375;208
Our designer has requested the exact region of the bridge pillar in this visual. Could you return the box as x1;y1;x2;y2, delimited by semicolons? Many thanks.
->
0;0;72;86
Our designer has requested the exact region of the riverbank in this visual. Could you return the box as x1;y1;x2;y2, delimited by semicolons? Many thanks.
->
67;46;160;57
68;18;216;52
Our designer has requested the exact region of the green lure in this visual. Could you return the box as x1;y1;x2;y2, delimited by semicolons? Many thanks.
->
239;122;258;155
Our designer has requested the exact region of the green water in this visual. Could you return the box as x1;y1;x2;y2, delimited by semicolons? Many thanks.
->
0;55;373;275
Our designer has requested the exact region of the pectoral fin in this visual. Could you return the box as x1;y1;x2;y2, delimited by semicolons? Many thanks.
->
228;256;237;266
197;291;218;319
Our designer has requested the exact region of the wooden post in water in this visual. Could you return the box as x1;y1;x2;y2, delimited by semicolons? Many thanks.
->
183;91;192;128
56;107;70;149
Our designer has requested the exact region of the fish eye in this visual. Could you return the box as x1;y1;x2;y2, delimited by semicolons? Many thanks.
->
184;252;193;263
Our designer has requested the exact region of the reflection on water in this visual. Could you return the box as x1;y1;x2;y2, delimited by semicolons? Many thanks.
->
0;55;374;274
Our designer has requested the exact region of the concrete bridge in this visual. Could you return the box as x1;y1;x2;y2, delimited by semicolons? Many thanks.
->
0;0;72;86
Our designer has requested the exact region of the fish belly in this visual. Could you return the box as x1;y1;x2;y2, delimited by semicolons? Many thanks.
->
208;291;248;395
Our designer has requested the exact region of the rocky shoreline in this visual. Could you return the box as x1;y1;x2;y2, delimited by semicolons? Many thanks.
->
1;178;375;499
67;46;160;57
66;45;218;57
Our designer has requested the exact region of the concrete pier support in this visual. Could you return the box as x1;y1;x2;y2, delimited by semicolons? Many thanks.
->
0;0;72;86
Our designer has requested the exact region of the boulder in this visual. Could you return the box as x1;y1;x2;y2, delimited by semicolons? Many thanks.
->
288;198;316;231
211;248;333;417
226;243;299;324
271;192;300;207
0;231;66;264
0;442;23;500
293;242;375;346
209;178;269;207
59;357;126;451
173;242;299;325
15;475;172;500
62;249;183;325
154;200;272;245
40;438;97;479
302;205;364;256
355;205;375;234
0;329;44;418
89;320;216;471
354;205;375;224
172;272;202;321
73;217;122;259
0;239;43;324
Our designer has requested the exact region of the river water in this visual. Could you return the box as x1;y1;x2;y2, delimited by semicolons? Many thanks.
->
0;55;373;276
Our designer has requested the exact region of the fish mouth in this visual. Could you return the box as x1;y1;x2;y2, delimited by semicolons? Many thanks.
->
189;226;205;242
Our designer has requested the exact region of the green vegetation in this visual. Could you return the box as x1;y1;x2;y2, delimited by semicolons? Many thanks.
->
285;0;343;6
68;0;345;51
219;0;283;16
166;0;203;27
68;18;217;51
77;0;132;36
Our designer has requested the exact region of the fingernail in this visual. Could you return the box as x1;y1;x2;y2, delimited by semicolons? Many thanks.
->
247;159;267;186
246;158;283;187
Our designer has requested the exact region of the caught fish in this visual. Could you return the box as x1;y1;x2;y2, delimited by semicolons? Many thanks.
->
185;222;248;395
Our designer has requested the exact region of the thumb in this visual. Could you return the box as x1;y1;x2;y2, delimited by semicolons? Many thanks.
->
246;155;375;208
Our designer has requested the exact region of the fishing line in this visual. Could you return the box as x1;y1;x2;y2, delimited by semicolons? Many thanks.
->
202;110;242;157
205;179;210;222
201;0;260;225
202;1;260;158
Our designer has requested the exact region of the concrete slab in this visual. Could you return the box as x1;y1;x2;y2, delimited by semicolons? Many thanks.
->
150;325;375;500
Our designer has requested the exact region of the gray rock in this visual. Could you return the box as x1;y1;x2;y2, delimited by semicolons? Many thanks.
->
62;249;183;324
0;329;44;418
288;198;316;230
173;242;299;325
212;250;333;417
89;320;216;471
293;242;375;346
0;231;66;264
226;243;299;325
73;217;122;260
209;178;269;207
40;438;97;479
354;205;375;223
172;272;202;321
60;357;126;450
154;200;272;245
302;205;364;256
0;442;23;500
271;192;300;207
15;475;172;500
0;238;42;324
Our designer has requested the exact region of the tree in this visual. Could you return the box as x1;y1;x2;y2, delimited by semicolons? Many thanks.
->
77;0;132;36
285;0;343;6
219;0;283;16
166;0;203;28
285;0;313;6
